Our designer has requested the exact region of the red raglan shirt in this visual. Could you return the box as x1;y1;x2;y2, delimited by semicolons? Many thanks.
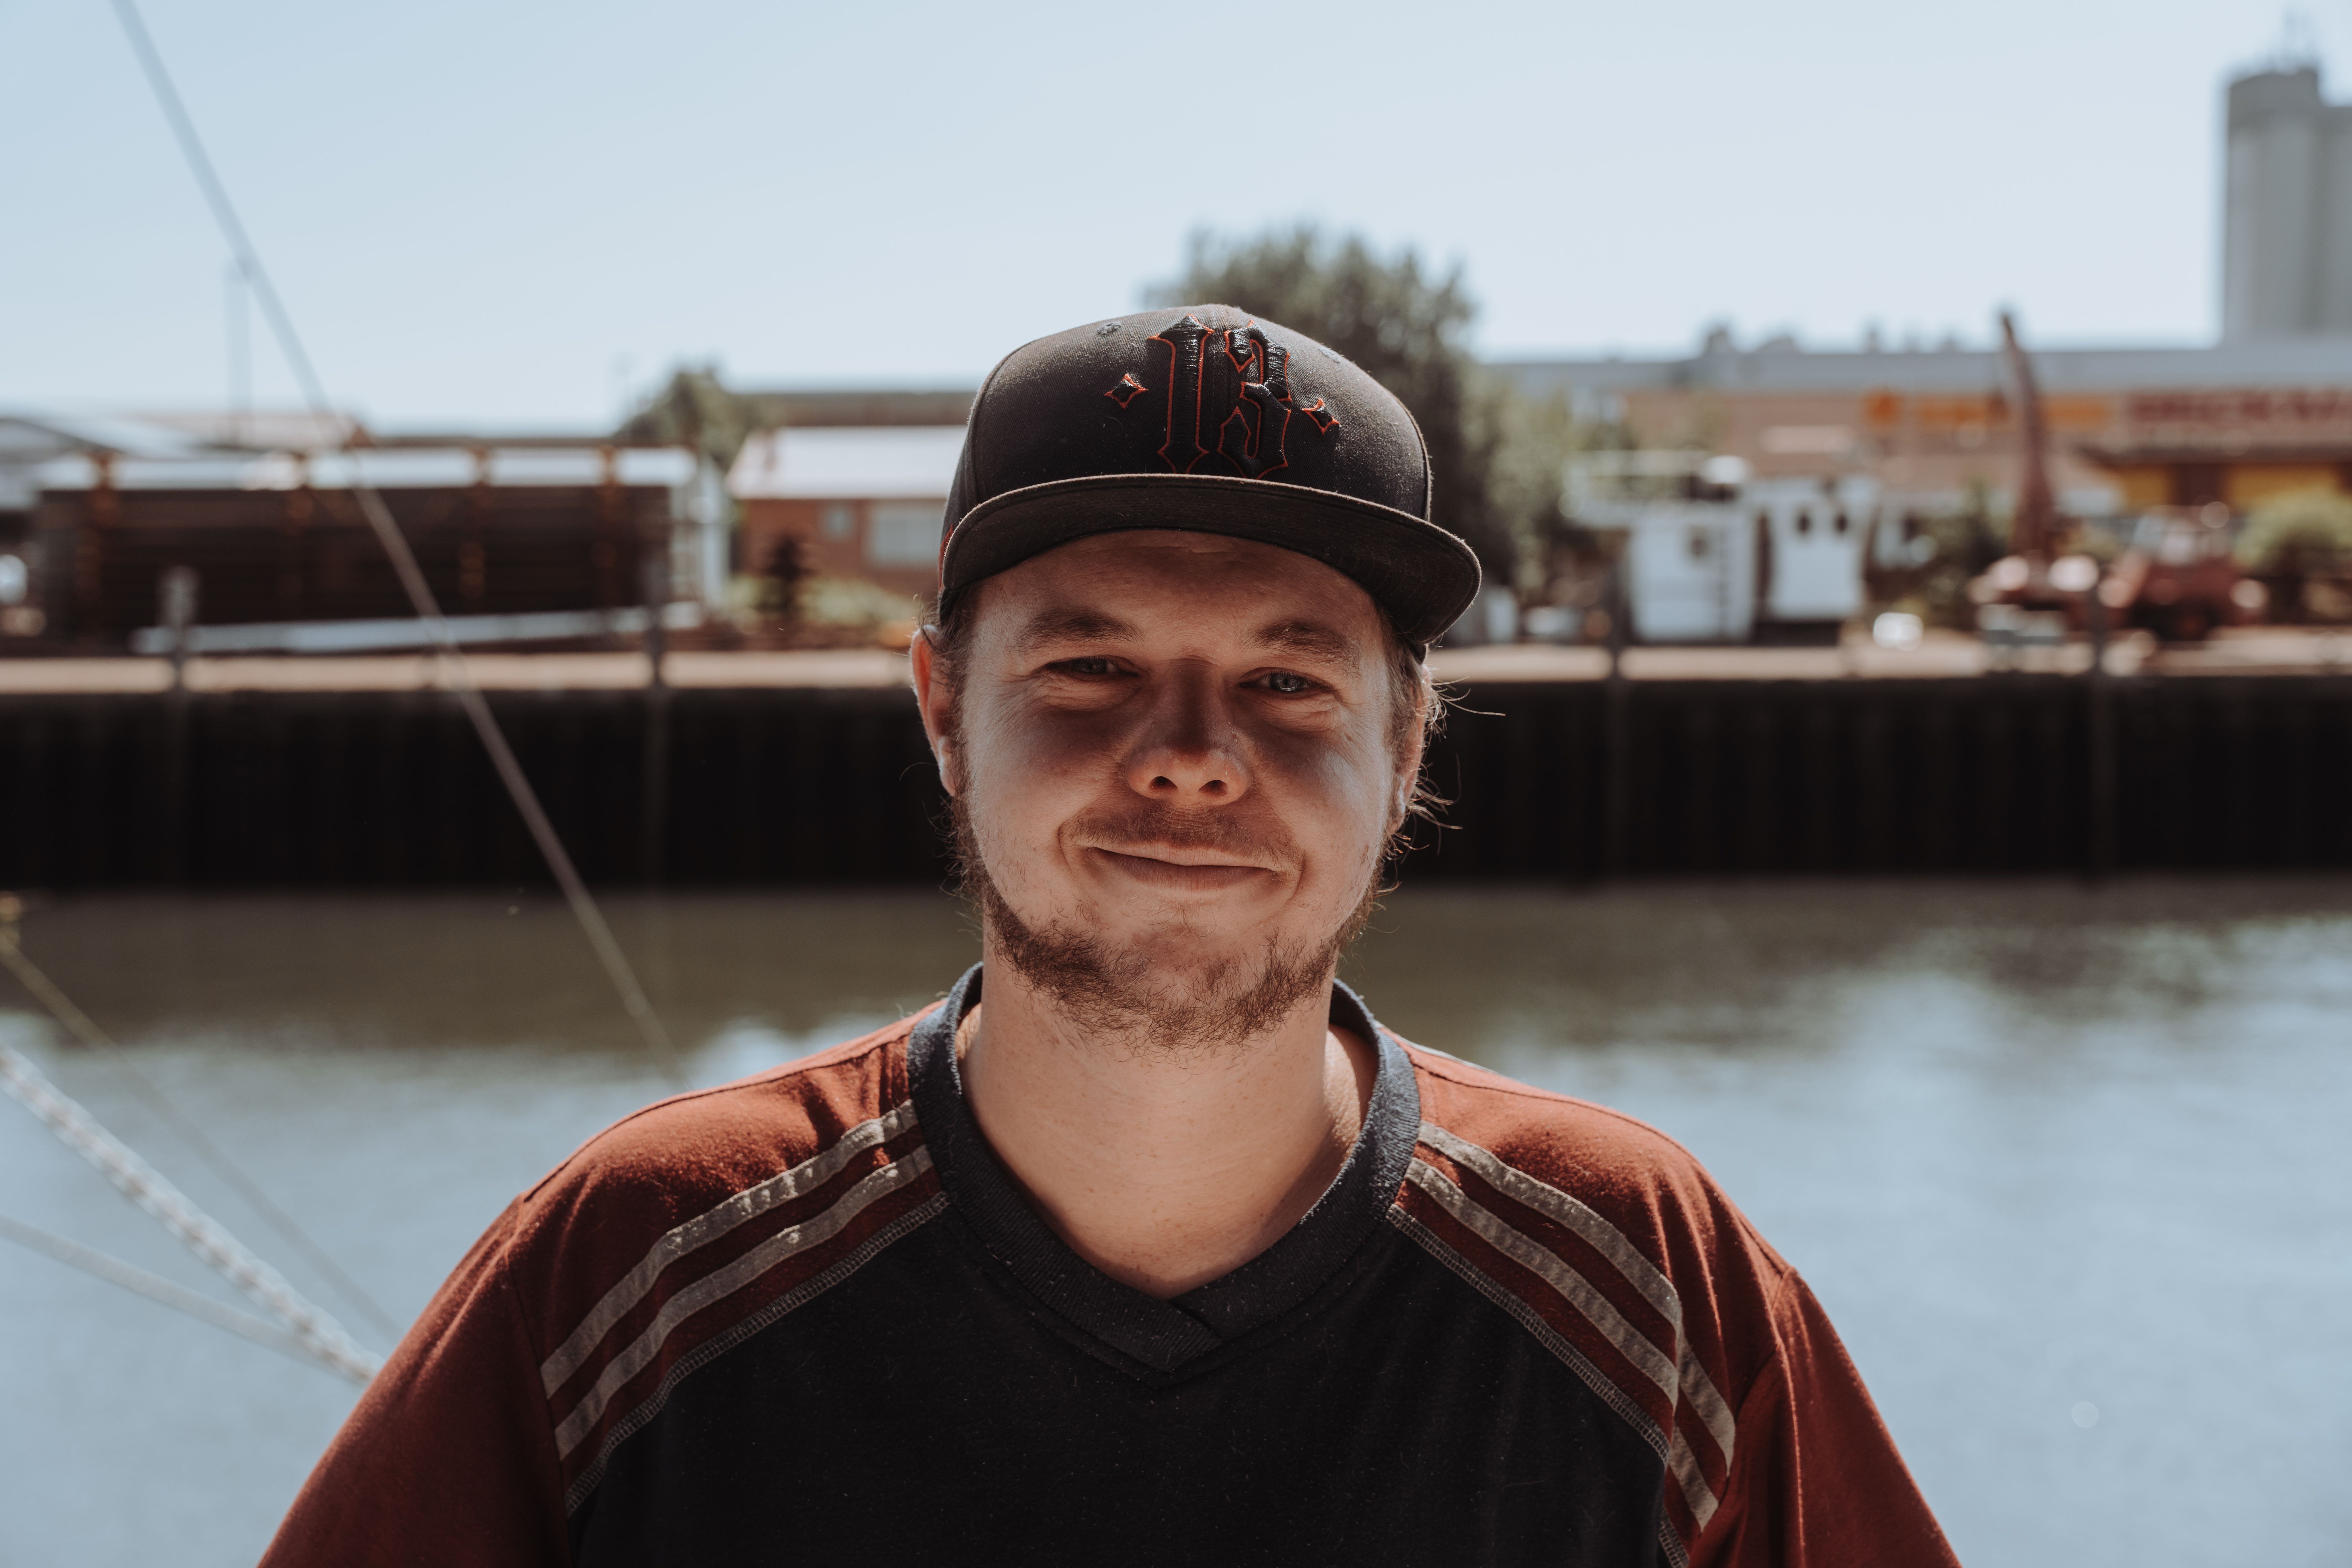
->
263;968;1958;1567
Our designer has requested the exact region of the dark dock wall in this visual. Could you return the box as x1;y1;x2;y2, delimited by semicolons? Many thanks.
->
1421;677;2352;877
1;676;2348;889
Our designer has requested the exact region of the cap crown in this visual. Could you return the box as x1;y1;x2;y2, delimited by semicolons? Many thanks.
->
937;305;1477;647
951;304;1431;526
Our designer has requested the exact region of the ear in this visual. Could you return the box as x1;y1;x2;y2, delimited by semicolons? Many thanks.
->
1387;685;1429;834
909;627;961;797
1389;736;1425;832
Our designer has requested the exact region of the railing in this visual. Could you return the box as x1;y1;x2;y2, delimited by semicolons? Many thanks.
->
126;602;704;657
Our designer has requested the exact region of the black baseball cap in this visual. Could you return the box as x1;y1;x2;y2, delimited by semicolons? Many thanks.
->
936;305;1481;651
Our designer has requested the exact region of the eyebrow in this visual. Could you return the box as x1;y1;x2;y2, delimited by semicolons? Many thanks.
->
1252;619;1355;661
1007;609;1358;662
1009;609;1140;651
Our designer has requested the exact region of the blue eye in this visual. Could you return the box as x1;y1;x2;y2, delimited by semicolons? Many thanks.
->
1264;672;1315;695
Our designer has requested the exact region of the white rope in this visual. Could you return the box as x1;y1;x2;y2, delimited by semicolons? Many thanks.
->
0;1042;381;1384
0;1211;372;1386
0;924;399;1337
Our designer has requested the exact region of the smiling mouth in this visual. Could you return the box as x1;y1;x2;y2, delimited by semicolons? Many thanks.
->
1084;846;1271;891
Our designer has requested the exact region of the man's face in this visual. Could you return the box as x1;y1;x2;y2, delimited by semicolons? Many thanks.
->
914;530;1420;1048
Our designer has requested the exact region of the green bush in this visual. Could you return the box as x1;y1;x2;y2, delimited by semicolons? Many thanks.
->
1913;485;2011;628
2236;489;2352;574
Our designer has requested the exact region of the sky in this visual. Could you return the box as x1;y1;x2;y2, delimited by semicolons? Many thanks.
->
1;0;2341;429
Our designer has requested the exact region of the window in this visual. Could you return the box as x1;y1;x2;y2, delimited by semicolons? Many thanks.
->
821;504;854;540
868;502;944;566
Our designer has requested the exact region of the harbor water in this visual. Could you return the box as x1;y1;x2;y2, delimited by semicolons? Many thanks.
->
3;881;2348;1565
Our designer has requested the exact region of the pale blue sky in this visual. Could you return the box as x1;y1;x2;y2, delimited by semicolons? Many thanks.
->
1;0;2339;428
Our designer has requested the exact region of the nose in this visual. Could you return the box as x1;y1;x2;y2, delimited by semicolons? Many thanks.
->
1123;664;1249;805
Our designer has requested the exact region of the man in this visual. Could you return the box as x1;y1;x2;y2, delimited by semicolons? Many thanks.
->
264;307;1957;1566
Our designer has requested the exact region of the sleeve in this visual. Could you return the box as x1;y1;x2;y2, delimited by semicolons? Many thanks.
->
1688;1274;1961;1568
259;1202;571;1568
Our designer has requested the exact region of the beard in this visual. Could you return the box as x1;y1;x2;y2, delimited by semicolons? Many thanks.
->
950;794;1385;1059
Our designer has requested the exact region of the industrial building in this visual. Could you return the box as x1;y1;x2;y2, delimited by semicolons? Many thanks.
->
2225;63;2352;339
1504;333;2352;522
1;412;725;650
1501;64;2352;527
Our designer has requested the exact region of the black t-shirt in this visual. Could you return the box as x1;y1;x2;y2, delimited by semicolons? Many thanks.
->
263;967;1956;1568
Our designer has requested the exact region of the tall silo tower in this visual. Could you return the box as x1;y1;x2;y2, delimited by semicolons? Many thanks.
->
2222;64;2352;338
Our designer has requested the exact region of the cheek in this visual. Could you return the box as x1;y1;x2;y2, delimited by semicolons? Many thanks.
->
960;698;1122;839
1251;721;1394;858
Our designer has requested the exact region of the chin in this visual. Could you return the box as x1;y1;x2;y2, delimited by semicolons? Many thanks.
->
1089;886;1283;934
979;881;1349;1049
1100;923;1271;976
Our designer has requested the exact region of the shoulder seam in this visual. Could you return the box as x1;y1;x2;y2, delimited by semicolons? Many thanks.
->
542;1134;943;1507
560;1188;947;1516
1409;1048;1721;1161
537;1100;924;1395
520;1013;927;1204
1393;1129;1743;1548
1387;1202;1672;1458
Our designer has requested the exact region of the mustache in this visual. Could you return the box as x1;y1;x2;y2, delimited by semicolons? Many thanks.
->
1069;801;1298;864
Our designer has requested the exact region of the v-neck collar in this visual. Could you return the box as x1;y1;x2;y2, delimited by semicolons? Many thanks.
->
906;963;1419;1375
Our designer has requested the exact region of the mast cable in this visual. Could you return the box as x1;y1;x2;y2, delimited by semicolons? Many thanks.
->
0;918;398;1337
0;1210;372;1386
0;1039;381;1381
105;0;681;1080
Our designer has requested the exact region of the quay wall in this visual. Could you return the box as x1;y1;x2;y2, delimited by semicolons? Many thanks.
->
0;676;2348;888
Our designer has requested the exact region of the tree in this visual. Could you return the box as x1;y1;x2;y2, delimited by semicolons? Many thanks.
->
2238;488;2352;622
1478;378;1614;593
615;365;760;472
2237;488;2352;574
1152;225;1516;580
1912;481;2012;629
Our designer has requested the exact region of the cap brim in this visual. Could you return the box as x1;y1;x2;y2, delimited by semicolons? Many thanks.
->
939;473;1482;650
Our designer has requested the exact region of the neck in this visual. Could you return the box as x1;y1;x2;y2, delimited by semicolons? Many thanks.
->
957;951;1377;1300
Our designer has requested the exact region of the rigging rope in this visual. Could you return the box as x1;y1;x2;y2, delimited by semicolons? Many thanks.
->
0;1210;372;1386
106;0;680;1081
0;916;398;1338
0;1040;381;1383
